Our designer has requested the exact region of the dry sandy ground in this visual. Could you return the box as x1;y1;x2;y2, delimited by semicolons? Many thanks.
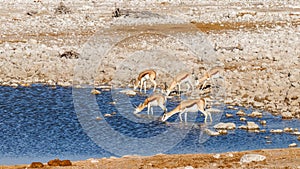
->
2;148;300;169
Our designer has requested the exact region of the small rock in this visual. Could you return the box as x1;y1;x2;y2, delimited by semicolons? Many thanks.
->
91;89;101;95
289;143;297;147
236;110;246;116
248;111;262;118
214;122;236;130
218;130;228;135
59;50;79;59
284;127;293;132
88;158;99;163
260;120;267;125
48;159;60;166
29;162;44;168
246;121;260;130
96;116;102;121
226;113;233;118
60;160;72;166
55;2;71;14
270;129;283;133
239;125;247;130
298;136;300;141
227;153;234;157
240;117;246;121
120;89;136;96
240;154;266;163
104;113;112;117
282;112;293;119
292;131;300;135
205;129;220;136
213;154;221;159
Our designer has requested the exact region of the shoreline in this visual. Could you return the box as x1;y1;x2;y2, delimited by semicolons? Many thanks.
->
2;148;300;168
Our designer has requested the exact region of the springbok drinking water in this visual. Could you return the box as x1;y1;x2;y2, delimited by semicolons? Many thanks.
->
161;98;212;123
133;94;167;115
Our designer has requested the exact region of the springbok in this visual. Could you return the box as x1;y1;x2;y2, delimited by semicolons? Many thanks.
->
133;69;157;93
133;94;167;115
161;98;212;123
198;67;222;90
165;72;199;96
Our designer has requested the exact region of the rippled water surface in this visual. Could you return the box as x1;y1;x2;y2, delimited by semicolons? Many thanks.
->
0;85;299;165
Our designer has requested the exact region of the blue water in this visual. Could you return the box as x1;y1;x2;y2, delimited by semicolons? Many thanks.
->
0;85;299;165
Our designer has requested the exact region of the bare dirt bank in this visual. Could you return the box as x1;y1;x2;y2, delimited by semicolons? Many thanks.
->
2;148;300;169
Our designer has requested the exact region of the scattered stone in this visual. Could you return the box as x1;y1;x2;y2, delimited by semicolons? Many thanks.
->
246;121;260;130
248;111;262;118
292;132;300;135
260;129;266;132
238;125;248;130
240;154;266;163
284;127;293;132
289;143;297;147
59;50;80;59
236;110;246;116
48;159;60;166
59;160;72;166
218;129;228;135
240;117;246;121
26;10;38;16
270;129;283;133
54;2;71;14
282;112;293;119
214;122;236;130
298;136;300;141
205;129;220;136
226;113;233;118
265;136;271;139
96;116;102;121
104;113;112;117
29;162;44;168
120;89;136;96
260;120;267;125
91;89;101;95
213;154;221;159
88;158;99;163
48;159;72;166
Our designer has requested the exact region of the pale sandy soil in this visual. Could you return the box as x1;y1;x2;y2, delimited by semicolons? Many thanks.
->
2;148;300;169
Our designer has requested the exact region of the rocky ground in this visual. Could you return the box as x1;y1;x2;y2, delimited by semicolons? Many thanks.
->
0;0;300;168
1;0;299;118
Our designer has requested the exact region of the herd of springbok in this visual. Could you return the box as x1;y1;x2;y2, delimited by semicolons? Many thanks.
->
132;67;221;123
